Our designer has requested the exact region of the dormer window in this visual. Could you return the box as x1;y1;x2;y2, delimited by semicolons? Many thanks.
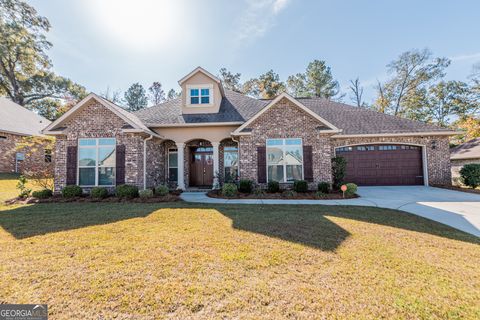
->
187;85;213;106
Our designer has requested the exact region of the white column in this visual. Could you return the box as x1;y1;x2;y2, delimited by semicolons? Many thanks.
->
176;142;186;190
212;142;220;189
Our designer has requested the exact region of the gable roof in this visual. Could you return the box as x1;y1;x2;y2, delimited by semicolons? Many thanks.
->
451;138;480;160
42;93;160;137
178;66;222;85
232;92;341;135
0;97;50;136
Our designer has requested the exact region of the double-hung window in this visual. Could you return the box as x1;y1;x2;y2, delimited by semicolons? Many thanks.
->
78;138;116;186
224;146;238;183
266;138;303;183
188;86;212;105
168;148;178;182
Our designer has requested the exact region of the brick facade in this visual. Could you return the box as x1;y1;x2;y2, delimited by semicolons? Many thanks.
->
0;131;53;175
238;97;334;189
53;100;148;192
331;136;452;185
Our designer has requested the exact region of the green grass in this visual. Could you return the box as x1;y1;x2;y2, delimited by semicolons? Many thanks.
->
0;174;479;319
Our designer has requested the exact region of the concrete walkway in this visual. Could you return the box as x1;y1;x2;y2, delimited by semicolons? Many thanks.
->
181;186;480;237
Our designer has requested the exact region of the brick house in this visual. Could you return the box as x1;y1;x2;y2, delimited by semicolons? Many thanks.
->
0;97;52;174
42;67;456;192
450;138;480;185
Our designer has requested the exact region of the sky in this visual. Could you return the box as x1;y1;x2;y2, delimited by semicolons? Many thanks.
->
30;0;480;104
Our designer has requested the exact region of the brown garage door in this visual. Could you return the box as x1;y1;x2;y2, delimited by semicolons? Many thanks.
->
336;144;424;186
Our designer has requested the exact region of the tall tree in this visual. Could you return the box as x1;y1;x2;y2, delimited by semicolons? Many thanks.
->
219;68;242;92
377;48;450;116
148;82;165;105
244;70;285;99
124;83;147;111
166;88;180;101
0;0;86;106
286;60;339;98
348;78;365;107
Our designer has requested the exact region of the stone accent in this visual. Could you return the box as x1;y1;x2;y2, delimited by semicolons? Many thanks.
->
238;97;334;189
145;137;164;188
451;158;480;185
53;100;148;192
0;131;53;175
331;136;452;186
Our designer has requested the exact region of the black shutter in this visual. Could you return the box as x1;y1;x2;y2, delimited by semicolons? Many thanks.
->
303;145;313;182
66;146;77;185
116;144;126;185
257;146;266;183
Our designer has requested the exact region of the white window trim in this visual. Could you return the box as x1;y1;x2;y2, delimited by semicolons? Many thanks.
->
266;138;304;183
168;148;178;181
77;138;116;187
186;84;214;106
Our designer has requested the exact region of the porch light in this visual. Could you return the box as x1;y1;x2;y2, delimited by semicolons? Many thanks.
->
431;140;437;149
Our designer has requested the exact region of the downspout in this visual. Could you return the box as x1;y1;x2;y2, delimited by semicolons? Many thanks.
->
143;134;153;190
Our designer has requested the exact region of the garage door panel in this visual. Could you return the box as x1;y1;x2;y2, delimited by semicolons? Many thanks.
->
336;144;424;186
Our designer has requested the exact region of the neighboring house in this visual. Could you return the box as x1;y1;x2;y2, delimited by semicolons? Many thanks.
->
450;138;480;185
42;67;456;192
0;97;52;174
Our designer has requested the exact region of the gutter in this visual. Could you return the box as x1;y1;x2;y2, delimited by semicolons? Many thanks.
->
143;134;154;190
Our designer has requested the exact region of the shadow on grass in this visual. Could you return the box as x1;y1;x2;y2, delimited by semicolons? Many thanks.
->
0;203;478;251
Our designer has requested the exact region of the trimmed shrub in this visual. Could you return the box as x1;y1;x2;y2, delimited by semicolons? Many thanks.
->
317;181;331;193
293;180;308;193
332;156;347;189
282;190;297;198
155;185;170;196
315;191;328;199
238;179;254;193
91;187;108;199
62;185;83;198
460;164;480;189
32;189;53;199
344;183;358;196
116;184;139;198
253;187;265;196
139;189;154;198
222;183;238;197
267;180;280;193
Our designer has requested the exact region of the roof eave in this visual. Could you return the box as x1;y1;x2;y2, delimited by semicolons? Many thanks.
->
331;131;460;138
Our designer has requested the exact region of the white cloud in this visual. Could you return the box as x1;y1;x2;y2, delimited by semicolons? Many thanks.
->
449;52;480;62
234;0;292;44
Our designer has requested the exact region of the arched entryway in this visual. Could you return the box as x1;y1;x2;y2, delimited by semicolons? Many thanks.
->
186;139;214;187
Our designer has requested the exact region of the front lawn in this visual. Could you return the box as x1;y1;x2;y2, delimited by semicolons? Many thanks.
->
0;174;479;318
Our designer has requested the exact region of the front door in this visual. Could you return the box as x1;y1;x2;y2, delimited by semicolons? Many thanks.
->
190;147;214;187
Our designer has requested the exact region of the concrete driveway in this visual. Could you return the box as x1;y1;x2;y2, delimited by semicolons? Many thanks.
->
356;186;480;237
182;186;480;237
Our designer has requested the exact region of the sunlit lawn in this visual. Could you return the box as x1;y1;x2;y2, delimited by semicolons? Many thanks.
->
0;174;479;319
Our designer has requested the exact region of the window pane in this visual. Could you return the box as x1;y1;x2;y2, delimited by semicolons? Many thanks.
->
224;150;238;167
79;139;96;146
268;165;284;182
190;89;199;96
201;96;210;104
267;139;283;146
169;168;178;182
99;138;116;145
201;88;209;96
285;146;302;165
191;97;199;104
267;147;283;165
79;168;95;185
285;138;301;145
99;146;115;166
98;167;115;185
169;152;178;168
224;166;238;183
286;165;302;181
79;148;96;166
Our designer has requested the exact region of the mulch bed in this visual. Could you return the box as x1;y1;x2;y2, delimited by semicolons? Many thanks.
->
4;193;182;205
433;185;480;195
208;190;358;200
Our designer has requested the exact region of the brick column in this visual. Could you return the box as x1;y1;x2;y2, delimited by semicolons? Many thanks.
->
212;141;220;189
